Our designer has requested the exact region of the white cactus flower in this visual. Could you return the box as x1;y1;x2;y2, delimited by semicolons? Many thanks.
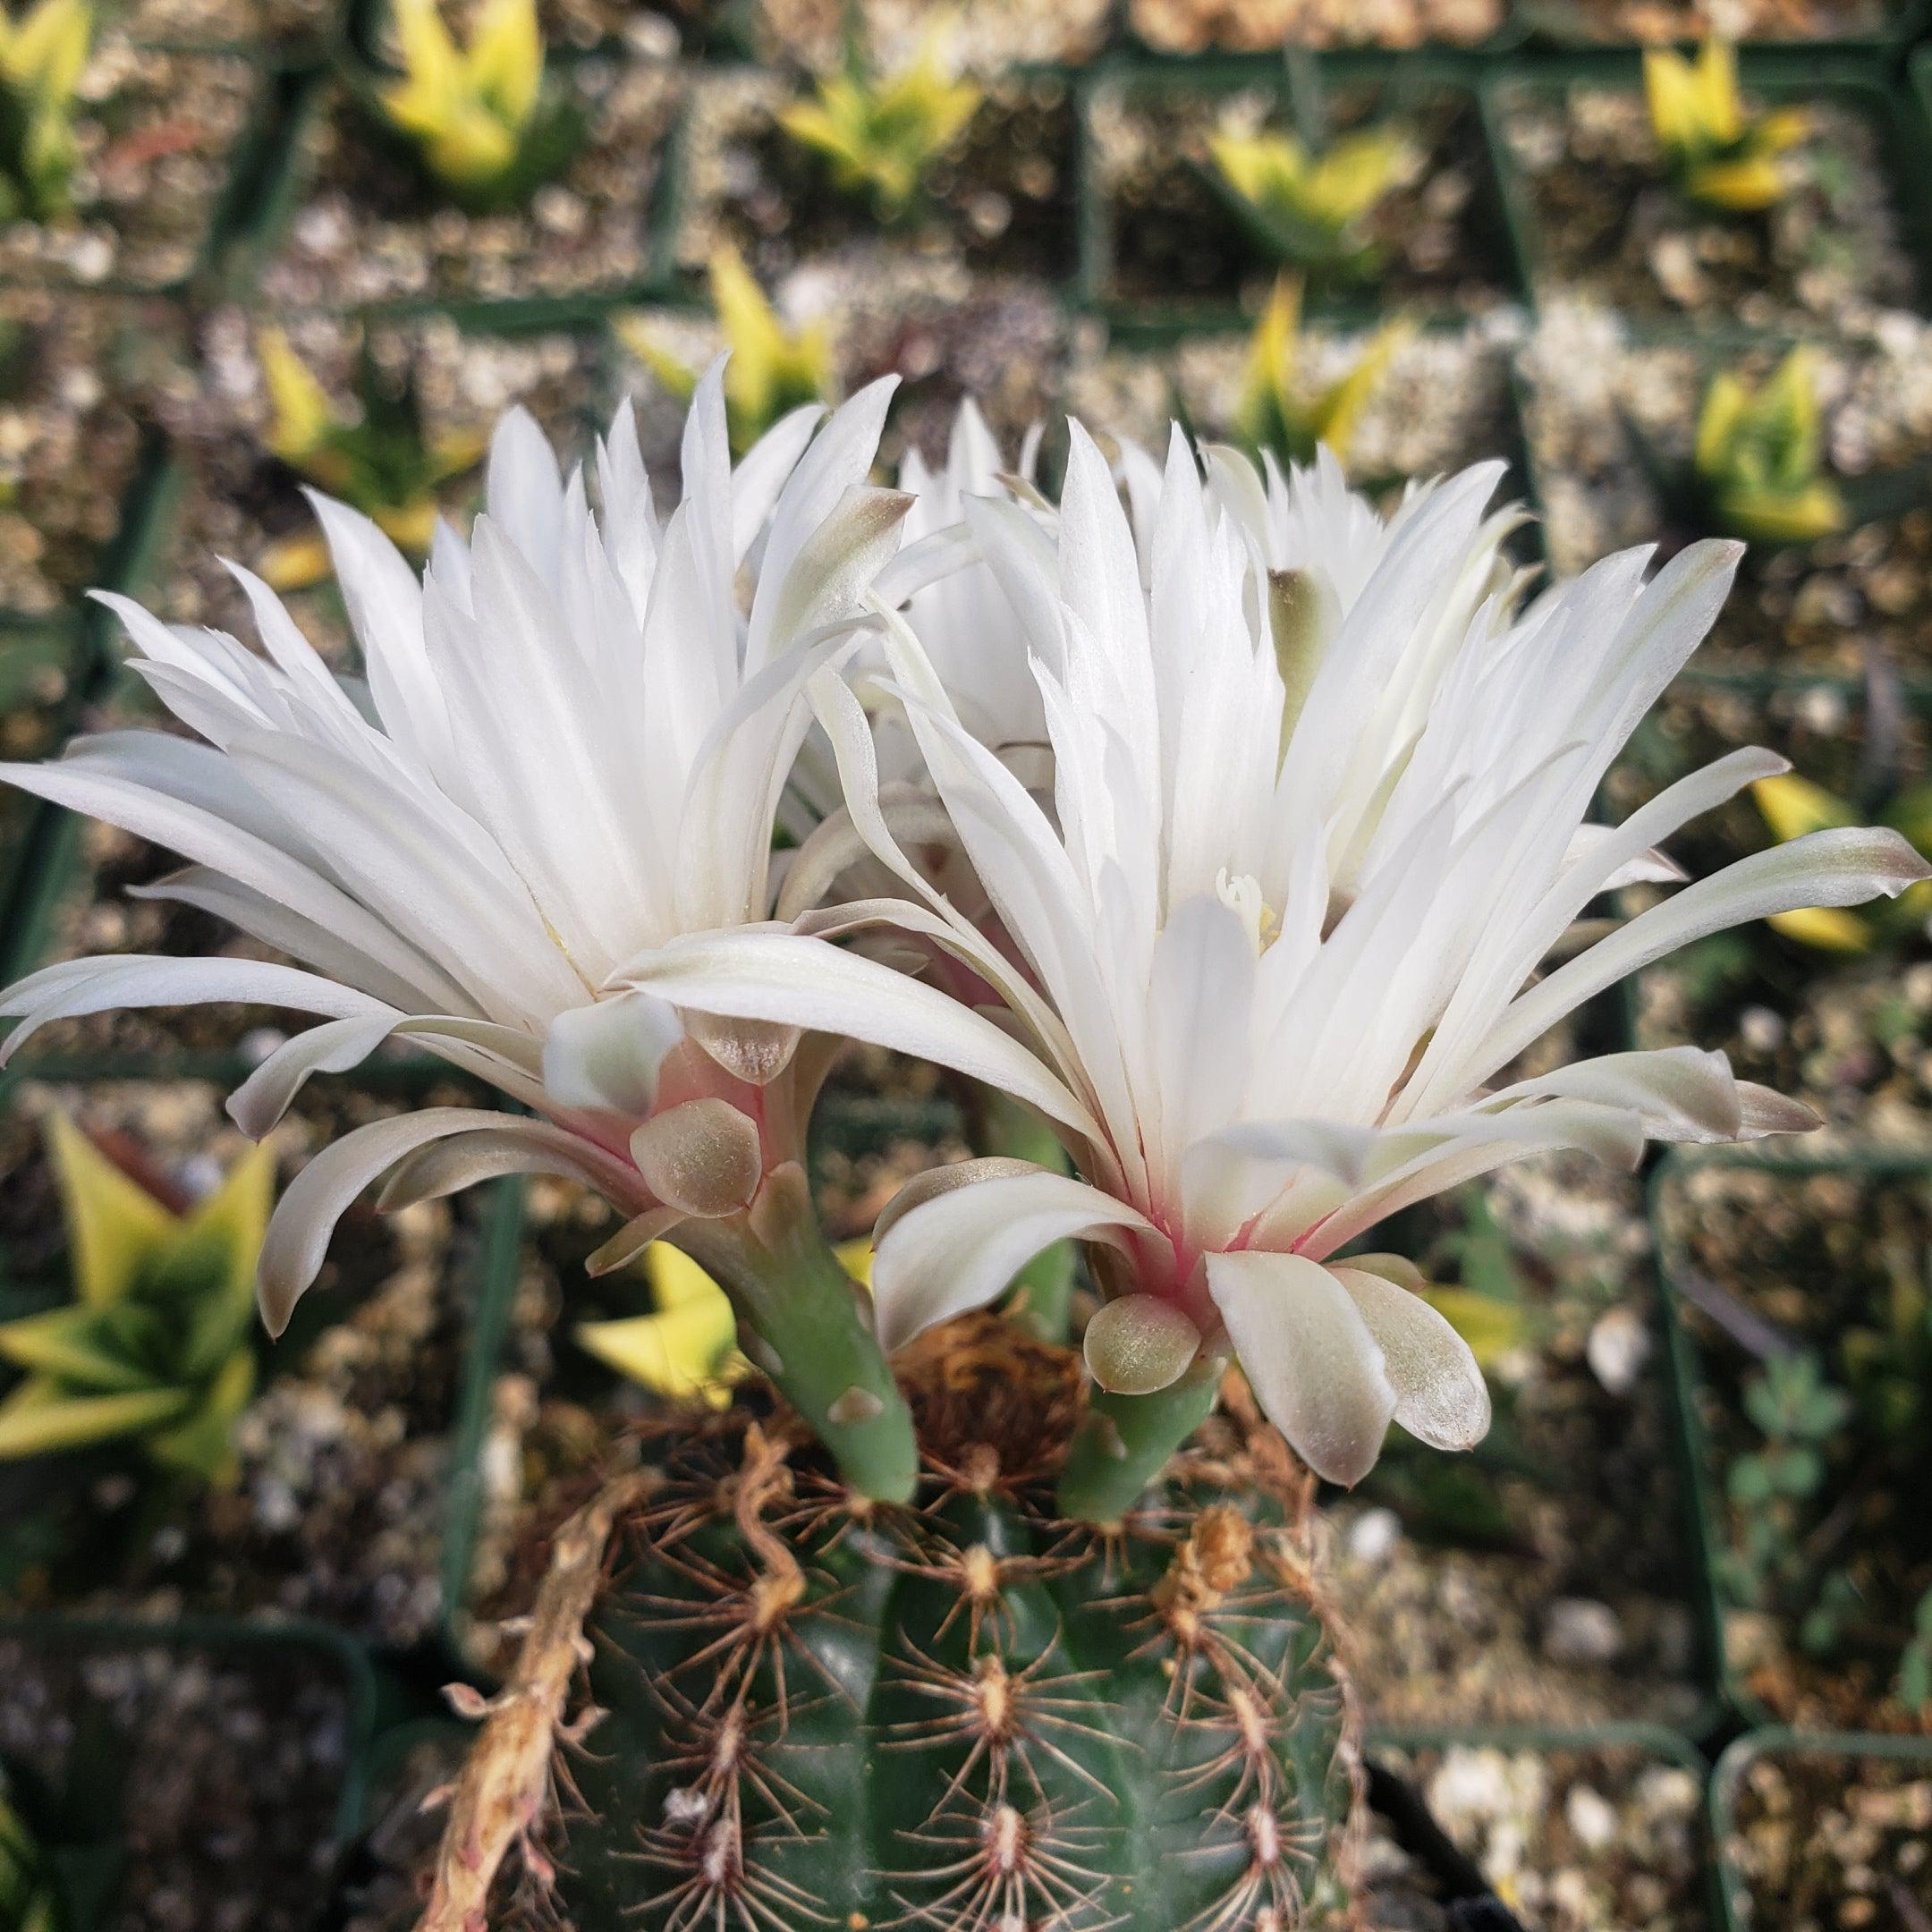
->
615;423;1931;1487
0;367;921;1334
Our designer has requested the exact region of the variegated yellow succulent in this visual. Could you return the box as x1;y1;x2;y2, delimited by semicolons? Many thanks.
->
254;326;486;590
578;1239;873;1407
1693;348;1846;548
777;24;980;219
0;1115;273;1484
1644;38;1808;213
373;0;580;207
1232;276;1411;470
1751;772;1932;952
1208;120;1418;277
0;0;91;221
618;245;835;456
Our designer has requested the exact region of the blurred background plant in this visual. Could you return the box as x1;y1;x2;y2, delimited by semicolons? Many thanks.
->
1691;349;1846;547
365;0;584;212
777;22;980;223
0;1115;272;1487
619;244;834;454
1208;118;1418;282
252;325;486;589
1750;769;1932;952
1643;38;1808;214
1228;276;1410;471
576;1237;873;1409
0;0;90;225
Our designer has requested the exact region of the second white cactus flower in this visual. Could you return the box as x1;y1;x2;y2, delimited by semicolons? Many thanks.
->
618;423;1930;1487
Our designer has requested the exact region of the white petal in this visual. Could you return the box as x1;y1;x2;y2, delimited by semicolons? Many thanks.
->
871;1164;1153;1352
1331;1263;1490;1453
258;1107;513;1335
541;992;685;1117
0;955;390;1067
614;930;1099;1142
1205;1250;1396;1487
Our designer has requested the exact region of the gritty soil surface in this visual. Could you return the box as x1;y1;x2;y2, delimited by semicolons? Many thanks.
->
752;0;1116;67
0;36;258;292
258;60;681;309
1329;1157;1707;1729
0;1077;487;1648
0;1628;358;1932
1128;0;1503;50
1611;677;1932;1141
1363;1738;1708;1929
1520;308;1932;675
1087;75;1513;318
673;68;1079;292
145;307;608;667
1655;1158;1932;1730
1495;82;1919;331
1517;0;1898;39
1720;1747;1932;1931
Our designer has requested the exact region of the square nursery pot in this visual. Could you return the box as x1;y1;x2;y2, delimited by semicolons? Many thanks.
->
1651;1148;1932;1733
0;1073;522;1657
1485;57;1932;332
0;628;87;964
251;52;684;316
607;271;1072;478
1362;1723;1716;1931
665;64;1081;303
0;1612;376;1932
1320;1159;1717;1733
1711;1728;1932;1931
1608;673;1932;1138
1511;0;1928;48
1063;311;1533;504
1515;315;1932;679
1122;0;1512;55
1080;54;1520;331
138;303;613;673
0;30;269;296
332;1715;473;1924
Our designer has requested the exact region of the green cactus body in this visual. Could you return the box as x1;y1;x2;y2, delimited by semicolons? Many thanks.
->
555;1334;1359;1931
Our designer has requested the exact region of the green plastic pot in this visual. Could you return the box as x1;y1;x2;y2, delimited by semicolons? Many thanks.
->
0;1611;377;1930
1709;1725;1932;1932
1480;55;1932;326
1648;1144;1932;1733
1076;48;1524;335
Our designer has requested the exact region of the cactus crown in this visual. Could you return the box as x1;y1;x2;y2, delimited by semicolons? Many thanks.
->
1208;121;1418;276
1692;348;1846;547
371;0;584;209
777;23;982;220
0;1116;271;1483
1643;38;1808;213
619;246;835;456
0;0;90;223
1233;276;1411;470
253;326;487;589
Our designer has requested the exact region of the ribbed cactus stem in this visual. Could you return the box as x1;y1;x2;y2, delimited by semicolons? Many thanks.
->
1056;1359;1224;1526
674;1163;919;1504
